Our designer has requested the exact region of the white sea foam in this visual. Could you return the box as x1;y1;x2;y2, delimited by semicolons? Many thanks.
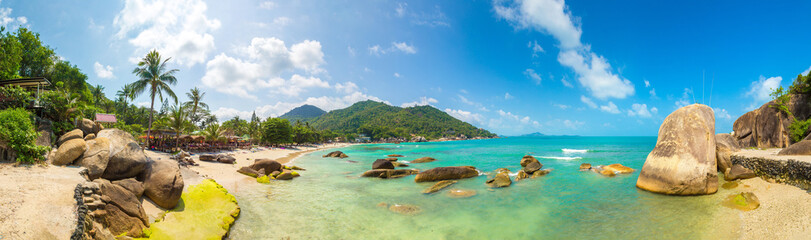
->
536;156;582;160
562;148;588;153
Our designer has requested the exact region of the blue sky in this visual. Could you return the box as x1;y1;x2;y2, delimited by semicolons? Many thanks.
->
2;0;810;136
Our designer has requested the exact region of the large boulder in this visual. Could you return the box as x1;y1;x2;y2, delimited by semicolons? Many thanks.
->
216;154;236;164
716;133;740;172
237;166;260;178
250;159;283;174
113;178;145;198
602;164;634;174
372;159;395;170
733;110;758;147
98;129;148;180
199;154;216;162
57;129;83;147
414;166;479;182
78;118;97;136
76;137;111;180
411;157;436;163
323;151;348;158
422;180;457;194
91;179;149;236
486;171;512;188
778;139;811;155
636;104;718;195
520;155;542;173
141;160;184;209
52;138;87;166
733;101;794;148
361;169;419;178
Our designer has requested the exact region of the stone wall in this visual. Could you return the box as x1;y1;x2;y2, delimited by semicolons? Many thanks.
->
731;155;811;190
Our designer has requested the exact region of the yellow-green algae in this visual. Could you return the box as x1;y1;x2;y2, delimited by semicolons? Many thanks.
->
256;175;270;183
138;179;240;240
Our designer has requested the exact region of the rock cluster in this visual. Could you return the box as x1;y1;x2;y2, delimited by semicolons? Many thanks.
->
323;151;349;158
414;166;479;182
199;153;236;164
171;150;198;166
74;179;149;238
236;159;304;181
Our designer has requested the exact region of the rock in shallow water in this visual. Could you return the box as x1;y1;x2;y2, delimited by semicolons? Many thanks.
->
579;163;592;171
388;204;421;215
447;189;477;198
414;166;478;182
486;172;512;188
636;104;718;195
722;192;760;211
411;157;436;163
372;159;394;170
422;180;457;194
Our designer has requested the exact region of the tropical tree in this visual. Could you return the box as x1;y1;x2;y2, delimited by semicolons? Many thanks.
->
203;123;226;143
116;83;135;106
167;103;192;149
131;50;179;148
91;84;105;108
261;117;292;145
183;87;208;125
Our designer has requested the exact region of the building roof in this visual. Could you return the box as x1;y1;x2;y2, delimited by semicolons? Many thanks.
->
0;77;52;88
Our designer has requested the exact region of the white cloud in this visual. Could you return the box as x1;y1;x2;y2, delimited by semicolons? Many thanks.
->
393;72;401;78
272;17;291;26
746;75;782;104
392;42;417;54
335;82;359;94
504;92;514;100
563;119;584;129
445;108;483;125
627;103;653;118
649;88;657;99
259;1;276;10
347;46;356;57
675;88;694;108
136;101;150;107
114;0;221;67
561;76;573;88
214;91;387;120
93;62;115;79
528;40;544;57
88;18;105;32
715;108;732;120
494;0;634;100
644;80;650;88
363;67;372;72
553;104;569;110
458;94;489;111
201;37;327;98
525;69;541;85
401;96;438;107
580;95;597;108
395;2;407;17
0;2;27;29
368;45;384;56
600;101;620;114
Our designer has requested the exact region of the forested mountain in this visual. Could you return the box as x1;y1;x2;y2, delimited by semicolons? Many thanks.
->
308;100;496;140
279;104;326;123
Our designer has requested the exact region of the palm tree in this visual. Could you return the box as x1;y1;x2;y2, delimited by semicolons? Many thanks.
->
184;87;208;124
203;123;225;144
91;84;105;109
116;83;135;106
168;103;191;150
131;50;179;148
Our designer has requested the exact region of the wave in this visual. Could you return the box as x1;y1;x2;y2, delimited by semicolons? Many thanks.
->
562;148;588;153
536;156;582;160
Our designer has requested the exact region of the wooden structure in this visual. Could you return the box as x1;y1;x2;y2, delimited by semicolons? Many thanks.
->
142;130;251;153
0;77;51;110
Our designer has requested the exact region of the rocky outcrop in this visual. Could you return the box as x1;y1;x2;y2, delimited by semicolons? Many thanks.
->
142;160;184;209
637;104;718;195
731;96;811;148
361;169;419;178
372;159;395;169
90;179;149;237
520;155;542;173
392;162;409;167
112;178;144;198
76;137;110;180
514;170;529;181
778;140;811;155
716;133;740;172
237;166;260;177
414;166;479;182
486;171;511;188
98;129;148;180
139;179;240;239
199;154;236;164
53;138;87;166
58;129;84;147
724;164;756;181
411;157;436;163
422;180;457;194
249;159;283;174
579;163;592;171
323;151;348;158
78;118;98;136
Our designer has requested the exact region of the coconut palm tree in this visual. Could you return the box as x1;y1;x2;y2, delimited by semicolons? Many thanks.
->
203;123;226;144
167;103;192;150
131;50;179;148
184;87;208;125
91;84;105;108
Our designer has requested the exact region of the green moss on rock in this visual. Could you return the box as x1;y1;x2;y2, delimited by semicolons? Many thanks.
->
137;179;240;239
256;175;270;183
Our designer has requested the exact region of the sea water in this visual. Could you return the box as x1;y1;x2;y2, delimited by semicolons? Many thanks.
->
229;137;741;239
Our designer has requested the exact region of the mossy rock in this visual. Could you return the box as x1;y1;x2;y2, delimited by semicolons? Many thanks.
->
256;175;270;183
137;179;240;239
291;171;300;177
722;192;760;211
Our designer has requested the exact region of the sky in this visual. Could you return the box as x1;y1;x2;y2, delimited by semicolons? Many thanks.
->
2;0;811;136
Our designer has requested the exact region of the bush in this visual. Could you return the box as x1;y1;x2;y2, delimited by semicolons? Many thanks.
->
0;108;50;163
0;85;33;109
789;119;811;143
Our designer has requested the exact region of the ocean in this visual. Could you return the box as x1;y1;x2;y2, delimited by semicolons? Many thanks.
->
228;137;740;239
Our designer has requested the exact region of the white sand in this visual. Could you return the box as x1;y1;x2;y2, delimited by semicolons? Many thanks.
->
0;163;85;239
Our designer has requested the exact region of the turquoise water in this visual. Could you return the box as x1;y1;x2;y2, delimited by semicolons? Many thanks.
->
229;137;739;239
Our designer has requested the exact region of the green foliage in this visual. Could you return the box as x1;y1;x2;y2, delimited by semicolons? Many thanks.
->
131;50;179;146
308;100;497;140
261;118;292;145
109;122;144;137
789;71;811;94
203;123;226;143
769;86;792;117
16;28;55;78
0;27;22;79
279;104;326;123
789;119;811;142
0;85;33;109
222;116;249;137
0;108;49;163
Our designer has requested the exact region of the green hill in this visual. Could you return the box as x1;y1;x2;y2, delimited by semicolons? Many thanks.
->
308;100;496;140
279;104;327;123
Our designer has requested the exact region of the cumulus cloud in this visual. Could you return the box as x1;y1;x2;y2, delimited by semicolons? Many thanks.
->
201;37;327;99
528;40;544;57
213;91;387;120
525;69;541;85
600;101;620;114
445;108;484;125
259;1;276;10
800;66;811;76
746;76;782;104
458;94;489;112
580;95;597;108
272;17;291;26
368;42;417;55
93;62;115;79
401;96;438;107
561;76;573;88
0;2;27;29
392;42;417;54
393;72;401;78
494;0;634;100
114;0;221;67
675;88;694;108
627;103;654;118
644;80;650;88
715;108;732;120
504;92;514;100
395;2;407;17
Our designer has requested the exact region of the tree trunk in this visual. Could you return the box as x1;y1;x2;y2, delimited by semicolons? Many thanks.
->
147;94;154;150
